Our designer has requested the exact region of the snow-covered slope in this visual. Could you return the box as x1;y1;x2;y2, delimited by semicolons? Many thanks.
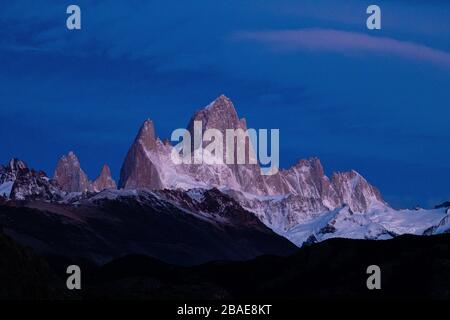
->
0;181;14;198
283;202;450;246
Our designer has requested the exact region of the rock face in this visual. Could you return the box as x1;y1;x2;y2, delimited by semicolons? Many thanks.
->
53;152;117;193
186;95;267;194
0;159;60;201
231;158;385;232
92;164;117;192
331;170;383;213
119;120;164;189
53;151;91;193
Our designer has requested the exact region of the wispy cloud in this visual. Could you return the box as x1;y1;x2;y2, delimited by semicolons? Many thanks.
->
233;28;450;68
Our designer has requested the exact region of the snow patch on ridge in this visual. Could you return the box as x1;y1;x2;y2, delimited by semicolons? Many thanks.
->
0;181;14;198
282;202;448;246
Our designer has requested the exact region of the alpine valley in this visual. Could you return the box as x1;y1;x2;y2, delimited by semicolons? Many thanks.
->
0;95;449;271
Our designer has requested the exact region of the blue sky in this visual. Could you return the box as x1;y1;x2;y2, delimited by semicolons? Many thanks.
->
0;0;449;208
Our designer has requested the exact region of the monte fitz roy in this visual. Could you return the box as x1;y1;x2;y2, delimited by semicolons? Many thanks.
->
0;95;449;265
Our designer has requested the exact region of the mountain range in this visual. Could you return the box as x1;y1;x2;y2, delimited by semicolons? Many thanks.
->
0;95;449;265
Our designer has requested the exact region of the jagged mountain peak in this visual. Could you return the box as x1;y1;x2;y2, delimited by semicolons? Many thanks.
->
331;170;367;185
8;158;28;172
100;164;112;176
67;150;77;158
0;158;60;201
58;151;81;166
119;119;164;190
135;119;157;151
206;94;234;111
331;169;384;212
55;151;81;168
292;157;324;174
188;95;246;133
93;164;117;192
54;151;91;193
141;119;155;133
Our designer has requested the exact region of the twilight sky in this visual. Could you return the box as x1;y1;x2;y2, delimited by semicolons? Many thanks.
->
0;0;449;208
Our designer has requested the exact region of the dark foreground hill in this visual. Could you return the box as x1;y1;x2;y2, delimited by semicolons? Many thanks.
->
0;188;297;266
1;230;450;300
0;230;71;300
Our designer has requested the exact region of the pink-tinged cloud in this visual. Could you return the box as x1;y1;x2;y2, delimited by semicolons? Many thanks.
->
233;29;450;68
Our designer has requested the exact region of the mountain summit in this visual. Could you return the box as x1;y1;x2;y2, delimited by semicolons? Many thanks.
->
187;95;246;137
119;119;164;189
54;151;91;193
93;164;117;192
54;151;116;193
